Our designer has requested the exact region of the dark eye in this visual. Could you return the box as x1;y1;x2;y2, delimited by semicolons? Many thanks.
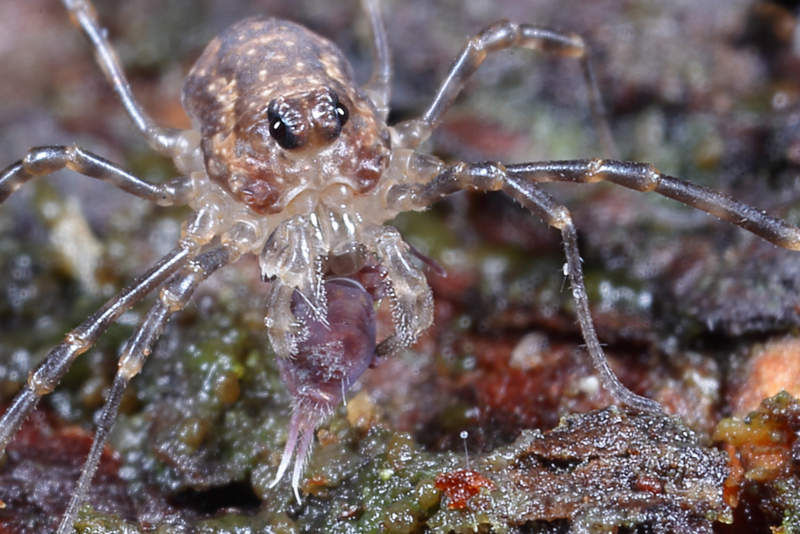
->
335;102;349;127
267;102;302;150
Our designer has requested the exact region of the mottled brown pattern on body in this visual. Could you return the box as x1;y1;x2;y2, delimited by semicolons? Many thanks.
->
182;17;390;214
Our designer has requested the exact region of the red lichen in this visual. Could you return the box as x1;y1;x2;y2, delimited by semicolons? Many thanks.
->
434;469;494;510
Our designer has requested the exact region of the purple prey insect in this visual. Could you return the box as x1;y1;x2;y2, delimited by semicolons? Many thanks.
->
2;0;800;532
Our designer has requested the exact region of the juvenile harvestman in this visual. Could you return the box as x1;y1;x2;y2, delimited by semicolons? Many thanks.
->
0;0;798;531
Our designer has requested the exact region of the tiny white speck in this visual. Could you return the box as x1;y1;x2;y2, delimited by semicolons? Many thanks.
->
578;375;600;395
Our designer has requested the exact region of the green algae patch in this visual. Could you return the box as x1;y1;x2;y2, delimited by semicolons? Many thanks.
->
74;507;143;534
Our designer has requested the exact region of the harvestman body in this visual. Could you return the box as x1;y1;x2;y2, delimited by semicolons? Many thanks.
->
1;0;800;531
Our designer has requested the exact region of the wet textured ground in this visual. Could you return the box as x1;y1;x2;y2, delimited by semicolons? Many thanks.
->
2;0;800;532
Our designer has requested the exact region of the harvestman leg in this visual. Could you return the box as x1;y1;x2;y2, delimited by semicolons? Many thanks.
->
361;0;392;119
404;158;800;410
55;244;234;534
61;0;185;155
393;20;617;157
0;244;196;456
0;145;193;205
402;161;658;411
503;159;800;249
0;145;198;452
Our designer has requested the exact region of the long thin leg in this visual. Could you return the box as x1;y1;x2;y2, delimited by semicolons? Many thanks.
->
392;21;617;157
55;243;234;534
0;244;197;457
394;161;661;412
61;0;184;155
0;145;194;206
502;180;661;412
504;159;800;250
361;0;392;119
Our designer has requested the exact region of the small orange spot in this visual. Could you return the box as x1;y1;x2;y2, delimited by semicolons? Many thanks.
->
434;469;494;510
305;473;331;497
634;474;663;494
721;443;743;508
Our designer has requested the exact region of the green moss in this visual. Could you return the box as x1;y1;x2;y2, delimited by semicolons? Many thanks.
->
74;507;142;534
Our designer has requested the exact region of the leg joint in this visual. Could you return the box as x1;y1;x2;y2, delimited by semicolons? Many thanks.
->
519;25;586;57
118;352;145;380
468;161;507;191
476;20;521;52
567;32;586;52
641;164;661;191
26;338;83;395
65;331;92;355
22;146;68;175
550;205;573;230
27;371;55;396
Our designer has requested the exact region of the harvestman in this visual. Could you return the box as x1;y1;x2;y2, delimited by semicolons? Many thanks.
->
1;0;799;531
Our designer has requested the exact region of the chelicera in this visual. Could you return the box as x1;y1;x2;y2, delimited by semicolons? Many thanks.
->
1;0;799;532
